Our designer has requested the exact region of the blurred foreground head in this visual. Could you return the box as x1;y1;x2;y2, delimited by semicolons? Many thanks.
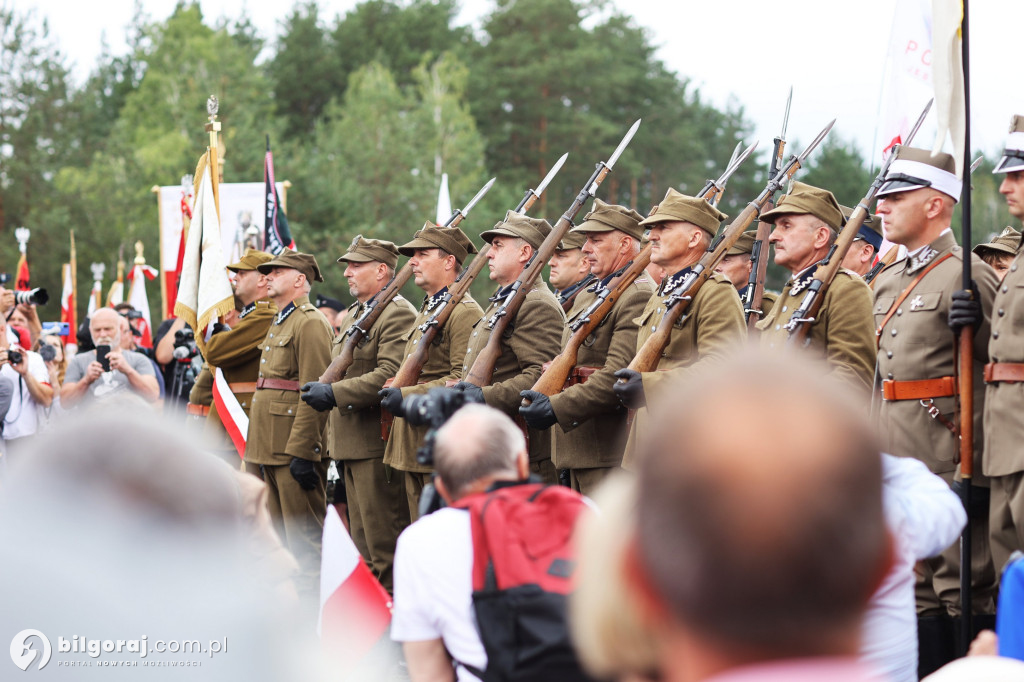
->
0;401;328;680
631;349;890;676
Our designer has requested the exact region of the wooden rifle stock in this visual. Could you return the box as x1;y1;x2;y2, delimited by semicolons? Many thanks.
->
531;245;652;396
318;262;414;384
744;217;773;329
864;244;899;288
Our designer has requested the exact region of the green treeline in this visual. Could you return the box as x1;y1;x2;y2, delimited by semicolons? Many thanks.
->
0;0;1013;321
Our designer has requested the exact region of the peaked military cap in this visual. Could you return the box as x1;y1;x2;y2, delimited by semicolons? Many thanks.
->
337;235;400;270
994;115;1024;174
480;211;552;250
760;181;844;231
257;248;324;282
227;248;274;273
840;205;884;251
877;146;962;202
974;226;1022;258
726;230;758;256
399;222;478;264
556;230;587;251
570;198;645;240
639;188;728;237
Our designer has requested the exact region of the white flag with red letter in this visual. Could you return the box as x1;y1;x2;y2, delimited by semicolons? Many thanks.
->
879;0;933;158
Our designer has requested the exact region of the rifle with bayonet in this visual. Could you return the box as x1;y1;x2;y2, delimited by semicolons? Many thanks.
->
462;119;642;387
625;119;835;374
785;100;932;346
528;142;757;398
744;87;792;328
389;155;569;388
317;177;496;384
864;244;900;287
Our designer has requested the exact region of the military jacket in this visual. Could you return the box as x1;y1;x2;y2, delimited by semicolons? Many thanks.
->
384;291;484;473
985;239;1024;476
329;295;417;461
549;276;653;469
204;300;276;443
460;282;566;462
189;364;214;407
874;232;996;476
757;267;875;392
245;295;333;466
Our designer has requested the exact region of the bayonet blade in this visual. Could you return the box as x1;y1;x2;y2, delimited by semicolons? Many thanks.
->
727;142;743;170
534;153;568;198
780;86;793;140
904;99;933;147
970;156;984;175
796;119;836;165
718;141;759;189
460;177;496;218
606;119;641;170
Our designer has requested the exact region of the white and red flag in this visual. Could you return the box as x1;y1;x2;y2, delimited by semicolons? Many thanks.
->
127;261;158;348
60;263;75;338
879;0;934;159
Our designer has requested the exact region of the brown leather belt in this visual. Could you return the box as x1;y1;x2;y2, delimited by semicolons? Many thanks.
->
186;403;210;417
985;362;1024;384
563;365;599;389
256;378;302;391
229;381;257;393
881;377;957;401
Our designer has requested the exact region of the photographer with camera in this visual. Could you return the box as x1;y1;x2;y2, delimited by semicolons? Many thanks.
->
61;308;159;407
0;315;53;456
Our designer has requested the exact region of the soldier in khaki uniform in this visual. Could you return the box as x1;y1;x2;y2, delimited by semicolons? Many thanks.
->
243;249;333;597
613;190;746;468
974;226;1021;282
453;212;566;483
547;230;595;311
380;224;484;519
755;182;876;392
299;237;415;593
518;200;652;494
200;249;277;463
982;115;1024;577
714;229;779;320
872;147;999;671
839;205;884;277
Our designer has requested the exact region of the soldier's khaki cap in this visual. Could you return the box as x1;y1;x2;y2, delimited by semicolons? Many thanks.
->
639;188;728;237
227;249;274;272
726;230;757;256
480;211;552;250
760;181;844;232
556;231;587;251
257;248;324;283
570;198;645;241
974;226;1022;258
336;235;400;270
840;205;884;251
399;223;478;264
877;146;961;202
994;115;1024;174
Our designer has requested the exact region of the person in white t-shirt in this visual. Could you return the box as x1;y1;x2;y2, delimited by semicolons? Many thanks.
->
391;403;530;682
0;315;53;456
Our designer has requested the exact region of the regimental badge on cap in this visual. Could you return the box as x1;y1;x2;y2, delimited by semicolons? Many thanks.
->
877;146;962;202
994;115;1024;174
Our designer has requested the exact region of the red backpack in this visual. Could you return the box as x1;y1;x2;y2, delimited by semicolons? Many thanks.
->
452;482;596;682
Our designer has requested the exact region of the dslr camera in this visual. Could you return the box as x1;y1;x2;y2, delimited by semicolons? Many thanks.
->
14;288;48;306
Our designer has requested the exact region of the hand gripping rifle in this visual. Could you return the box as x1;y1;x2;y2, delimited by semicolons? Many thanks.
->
462;119;642;387
784;100;932;346
389;154;569;388
317;177;496;384
625;119;835;374
744;87;792;328
527;142;757;398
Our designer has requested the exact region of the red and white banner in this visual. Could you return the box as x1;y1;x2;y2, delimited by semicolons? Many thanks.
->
212;367;248;458
14;252;29;292
127;263;158;348
879;0;934;159
60;263;75;337
318;506;392;658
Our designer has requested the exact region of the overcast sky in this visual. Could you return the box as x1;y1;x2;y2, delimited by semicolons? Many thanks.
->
28;0;1024;168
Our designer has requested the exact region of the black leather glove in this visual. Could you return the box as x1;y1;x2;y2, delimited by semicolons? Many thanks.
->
519;390;558;429
378;387;406;418
612;368;646;409
452;381;485;404
289;457;319;491
949;285;982;333
210;322;231;335
300;381;337;412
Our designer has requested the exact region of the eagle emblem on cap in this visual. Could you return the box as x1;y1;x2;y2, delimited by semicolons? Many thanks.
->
351;235;363;248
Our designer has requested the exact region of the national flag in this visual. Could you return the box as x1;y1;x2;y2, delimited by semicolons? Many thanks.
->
164;186;193;319
14;252;29;292
435;173;452;225
879;0;933;159
87;278;102;317
174;151;234;356
319;506;392;660
127;262;158;348
263;136;295;256
60;263;75;339
930;0;966;175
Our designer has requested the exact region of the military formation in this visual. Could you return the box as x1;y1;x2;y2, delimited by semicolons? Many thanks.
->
185;114;1024;668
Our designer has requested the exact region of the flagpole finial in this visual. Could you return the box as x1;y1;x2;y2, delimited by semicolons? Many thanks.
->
134;241;146;266
14;227;29;254
207;96;218;119
91;263;105;283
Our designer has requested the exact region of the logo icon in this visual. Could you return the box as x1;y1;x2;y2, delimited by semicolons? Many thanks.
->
10;630;51;671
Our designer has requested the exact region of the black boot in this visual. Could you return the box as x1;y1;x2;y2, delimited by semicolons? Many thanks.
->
918;614;956;678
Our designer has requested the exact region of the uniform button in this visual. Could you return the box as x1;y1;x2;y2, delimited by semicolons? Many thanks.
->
891;329;897;336
287;409;293;414
782;306;788;312
472;332;477;337
314;446;321;454
265;346;270;351
1013;264;1019;272
775;325;781;330
261;358;266;363
652;326;657;331
993;331;1000;339
1004;285;1010;293
999;309;1005;316
887;351;893;359
896;308;902;316
887;373;893;379
571;421;579;427
269;333;274;338
347;405;354;410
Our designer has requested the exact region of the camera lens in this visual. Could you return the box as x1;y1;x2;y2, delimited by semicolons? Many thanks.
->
39;344;56;362
7;350;22;365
